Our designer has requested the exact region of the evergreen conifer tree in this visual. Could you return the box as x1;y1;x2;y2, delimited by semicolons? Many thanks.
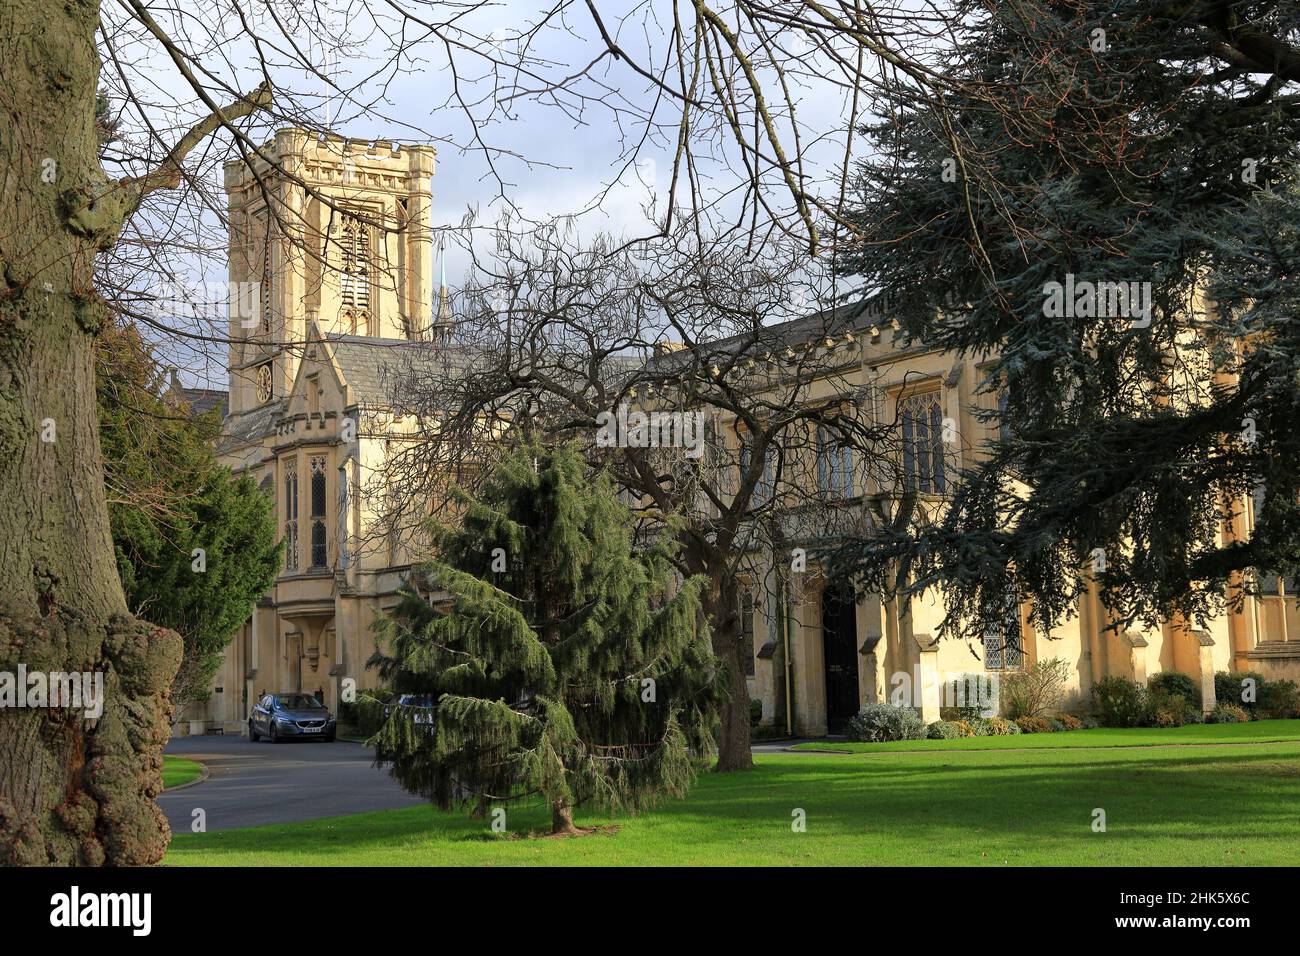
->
369;443;718;834
831;1;1300;641
99;325;281;711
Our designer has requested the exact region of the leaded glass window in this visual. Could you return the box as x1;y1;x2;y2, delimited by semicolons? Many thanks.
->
283;458;299;572
900;389;946;493
816;425;853;498
983;586;1024;671
310;456;328;569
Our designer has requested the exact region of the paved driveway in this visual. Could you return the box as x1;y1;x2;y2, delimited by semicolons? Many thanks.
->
158;734;425;833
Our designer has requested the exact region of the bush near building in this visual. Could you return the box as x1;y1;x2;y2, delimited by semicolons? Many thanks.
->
847;703;926;742
1260;680;1300;719
367;443;719;835
1092;672;1300;728
976;717;1021;736
1093;676;1152;728
1000;658;1071;719
1206;703;1249;724
842;670;1300;744
927;720;977;739
1148;672;1202;711
1215;671;1266;712
1014;716;1053;734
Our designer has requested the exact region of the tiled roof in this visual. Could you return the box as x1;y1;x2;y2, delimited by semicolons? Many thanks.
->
323;334;481;406
645;302;873;374
218;399;283;453
179;387;229;418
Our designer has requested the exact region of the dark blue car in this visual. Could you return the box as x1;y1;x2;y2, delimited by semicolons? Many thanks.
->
249;693;337;743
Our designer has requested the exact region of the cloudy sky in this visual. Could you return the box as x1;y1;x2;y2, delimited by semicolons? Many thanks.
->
97;1;876;386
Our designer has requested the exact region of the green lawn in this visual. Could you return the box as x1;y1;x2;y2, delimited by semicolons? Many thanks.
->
789;719;1300;753
162;756;204;790
165;721;1300;866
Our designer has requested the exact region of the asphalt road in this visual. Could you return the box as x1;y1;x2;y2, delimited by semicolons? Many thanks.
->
158;733;425;833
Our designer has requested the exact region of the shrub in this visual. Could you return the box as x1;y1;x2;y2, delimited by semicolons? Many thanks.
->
1206;702;1249;724
974;716;1020;736
1000;657;1071;719
1078;715;1101;730
926;720;963;739
940;673;996;721
1260;679;1300;719
939;704;987;722
1094;676;1151;727
847;702;926;743
1151;694;1197;728
1148;671;1201;710
1055;713;1083;731
750;698;763;728
1214;670;1265;713
1015;716;1053;734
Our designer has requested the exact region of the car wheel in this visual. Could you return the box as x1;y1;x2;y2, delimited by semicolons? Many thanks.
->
248;720;260;742
324;731;336;742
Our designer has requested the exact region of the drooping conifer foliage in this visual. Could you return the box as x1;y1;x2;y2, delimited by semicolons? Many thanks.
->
98;325;280;712
368;443;718;834
828;1;1300;642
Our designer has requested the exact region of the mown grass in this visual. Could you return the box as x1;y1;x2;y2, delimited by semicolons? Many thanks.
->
162;756;204;790
788;719;1300;753
165;721;1300;866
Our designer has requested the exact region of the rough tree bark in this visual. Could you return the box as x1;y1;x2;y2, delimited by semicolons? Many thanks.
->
706;568;754;772
0;0;267;865
551;801;578;835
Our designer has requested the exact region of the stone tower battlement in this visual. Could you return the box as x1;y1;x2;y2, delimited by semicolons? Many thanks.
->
223;129;437;415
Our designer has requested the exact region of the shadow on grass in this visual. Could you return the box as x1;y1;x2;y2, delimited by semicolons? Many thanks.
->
166;744;1300;865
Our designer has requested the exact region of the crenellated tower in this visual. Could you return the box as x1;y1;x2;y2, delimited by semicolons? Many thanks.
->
222;130;437;415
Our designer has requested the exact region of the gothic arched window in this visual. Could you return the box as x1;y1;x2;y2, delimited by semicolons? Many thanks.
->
309;456;328;569
283;457;299;572
899;389;946;493
816;424;854;498
983;584;1025;671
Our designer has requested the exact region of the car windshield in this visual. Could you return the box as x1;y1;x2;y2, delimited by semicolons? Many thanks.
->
276;694;323;710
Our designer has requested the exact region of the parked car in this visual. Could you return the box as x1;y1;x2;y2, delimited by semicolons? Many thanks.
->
249;693;337;743
383;694;437;733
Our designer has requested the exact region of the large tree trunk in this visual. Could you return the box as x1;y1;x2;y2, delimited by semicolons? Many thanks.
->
0;0;181;865
551;801;579;835
708;575;754;772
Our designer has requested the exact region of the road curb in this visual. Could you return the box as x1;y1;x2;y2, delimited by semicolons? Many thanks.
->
163;759;211;793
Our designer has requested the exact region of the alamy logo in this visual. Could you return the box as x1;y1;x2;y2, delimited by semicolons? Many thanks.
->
0;666;104;719
889;669;1000;714
595;405;705;458
49;886;151;936
1042;274;1151;328
151;279;262;327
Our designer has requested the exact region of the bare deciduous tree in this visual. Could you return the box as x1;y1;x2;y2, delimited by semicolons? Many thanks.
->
375;222;909;768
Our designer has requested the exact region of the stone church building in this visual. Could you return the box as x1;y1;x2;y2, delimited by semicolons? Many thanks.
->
193;130;458;730
188;128;1300;737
